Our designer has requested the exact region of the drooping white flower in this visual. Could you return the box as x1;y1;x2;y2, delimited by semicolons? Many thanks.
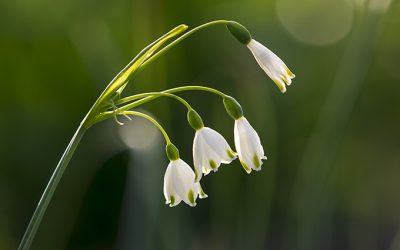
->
163;158;207;207
247;39;295;93
193;127;237;182
234;117;267;173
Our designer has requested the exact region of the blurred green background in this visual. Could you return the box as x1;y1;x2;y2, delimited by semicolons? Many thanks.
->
1;0;400;249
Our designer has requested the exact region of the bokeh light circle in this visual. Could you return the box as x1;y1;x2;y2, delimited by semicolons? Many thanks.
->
118;110;160;151
276;0;354;46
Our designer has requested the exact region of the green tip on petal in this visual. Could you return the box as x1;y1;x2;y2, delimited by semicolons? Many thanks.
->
252;154;261;168
188;189;195;206
227;149;236;159
169;195;176;207
285;67;295;78
209;160;217;170
199;186;208;199
240;160;252;173
273;79;287;93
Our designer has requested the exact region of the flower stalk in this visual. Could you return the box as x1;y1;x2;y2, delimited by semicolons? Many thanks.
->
19;123;86;250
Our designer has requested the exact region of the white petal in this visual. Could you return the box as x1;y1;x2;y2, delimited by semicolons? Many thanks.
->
194;130;219;180
272;78;287;93
201;142;221;173
193;132;204;182
235;122;254;172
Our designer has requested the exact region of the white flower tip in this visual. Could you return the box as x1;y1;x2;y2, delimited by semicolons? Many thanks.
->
209;160;218;171
227;149;237;160
285;76;292;86
167;195;179;207
187;189;197;207
240;160;252;174
282;68;295;87
286;67;295;79
194;171;201;183
199;192;208;199
198;183;208;199
252;154;267;171
221;150;237;164
273;78;287;93
202;167;211;175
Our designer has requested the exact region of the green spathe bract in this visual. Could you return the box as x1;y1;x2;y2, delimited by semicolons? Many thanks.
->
187;189;195;206
209;160;217;170
252;154;261;168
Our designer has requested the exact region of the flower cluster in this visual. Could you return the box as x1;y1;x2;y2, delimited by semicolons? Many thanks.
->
107;21;295;208
21;20;296;249
162;22;296;207
163;97;267;207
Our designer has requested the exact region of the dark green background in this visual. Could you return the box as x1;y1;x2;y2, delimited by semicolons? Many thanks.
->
1;0;399;249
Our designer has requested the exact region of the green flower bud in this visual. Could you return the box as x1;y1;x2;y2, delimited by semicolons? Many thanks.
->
226;21;252;45
223;96;243;120
166;143;180;161
187;109;204;131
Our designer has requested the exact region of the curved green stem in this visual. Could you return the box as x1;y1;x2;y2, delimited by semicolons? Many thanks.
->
93;85;227;125
136;20;229;72
117;85;226;106
123;111;171;144
119;92;193;110
19;122;86;250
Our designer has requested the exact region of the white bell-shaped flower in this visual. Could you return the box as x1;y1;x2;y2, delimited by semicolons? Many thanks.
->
193;127;237;182
234;117;267;173
163;158;207;207
247;39;295;93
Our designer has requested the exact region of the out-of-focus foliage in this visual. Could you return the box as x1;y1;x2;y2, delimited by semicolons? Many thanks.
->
1;0;399;249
